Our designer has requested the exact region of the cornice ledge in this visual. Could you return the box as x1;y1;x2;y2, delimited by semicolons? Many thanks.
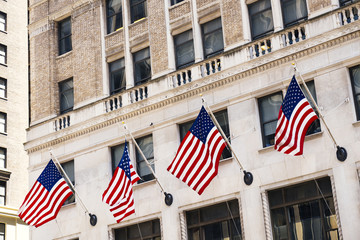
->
26;29;360;154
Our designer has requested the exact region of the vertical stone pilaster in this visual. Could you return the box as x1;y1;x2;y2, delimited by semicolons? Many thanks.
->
261;191;273;240
330;174;343;240
179;211;187;240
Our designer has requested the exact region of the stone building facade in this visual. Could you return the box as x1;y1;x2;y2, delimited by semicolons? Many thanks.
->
26;0;360;239
0;0;30;239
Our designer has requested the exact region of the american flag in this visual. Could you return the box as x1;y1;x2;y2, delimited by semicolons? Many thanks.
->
18;160;73;227
102;142;140;222
274;76;318;155
167;106;226;195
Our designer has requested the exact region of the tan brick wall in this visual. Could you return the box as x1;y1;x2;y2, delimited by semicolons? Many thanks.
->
148;0;168;76
105;29;124;49
30;2;48;23
30;31;53;121
129;19;148;39
222;0;244;46
72;5;103;104
49;0;73;15
197;0;216;9
308;0;332;13
169;1;191;21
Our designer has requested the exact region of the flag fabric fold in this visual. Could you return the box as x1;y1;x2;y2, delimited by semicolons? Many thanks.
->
167;106;226;195
274;75;318;155
18;159;73;228
102;142;140;223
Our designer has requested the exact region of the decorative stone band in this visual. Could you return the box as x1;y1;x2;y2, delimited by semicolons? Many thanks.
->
25;30;360;154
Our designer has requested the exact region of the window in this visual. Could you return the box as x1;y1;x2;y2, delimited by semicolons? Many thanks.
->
58;17;72;55
0;12;6;32
136;135;154;182
0;112;6;134
61;160;75;205
186;200;242;240
114;219;161;240
0;182;5;205
130;0;147;23
281;0;308;27
171;0;184;5
0;78;6;98
340;0;359;6
202;18;224;58
59;78;74;114
111;143;125;173
248;0;274;40
0;223;4;240
0;45;6;65
268;177;339;240
134;48;151;85
106;0;123;34
179;109;231;159
258;92;283;147
350;65;360;120
0;148;5;168
174;30;195;69
109;58;126;95
300;81;321;135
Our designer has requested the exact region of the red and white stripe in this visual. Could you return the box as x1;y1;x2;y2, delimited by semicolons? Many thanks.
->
18;179;73;228
102;163;139;223
274;99;318;155
167;127;226;195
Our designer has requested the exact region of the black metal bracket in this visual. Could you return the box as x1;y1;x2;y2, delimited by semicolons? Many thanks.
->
164;192;173;206
243;171;253;186
89;213;97;226
336;146;347;162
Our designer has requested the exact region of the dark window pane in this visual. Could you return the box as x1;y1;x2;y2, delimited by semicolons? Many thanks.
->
175;30;195;69
107;0;123;33
136;135;155;182
134;48;151;85
171;0;184;5
249;0;274;39
110;58;126;94
58;18;72;55
300;81;321;135
258;92;283;147
285;181;318;202
268;189;283;207
268;177;338;240
111;143;125;173
202;18;224;58
59;79;74;114
271;208;288;240
350;65;360;120
130;0;147;23
186;200;242;240
114;219;160;240
61;160;75;205
281;0;308;27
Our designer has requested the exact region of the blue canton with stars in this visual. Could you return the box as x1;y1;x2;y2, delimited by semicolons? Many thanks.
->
190;106;215;144
282;76;306;120
118;142;131;180
37;160;62;192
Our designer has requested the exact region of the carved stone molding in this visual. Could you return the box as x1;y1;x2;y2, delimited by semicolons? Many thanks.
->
26;30;360;154
330;175;343;240
261;192;273;240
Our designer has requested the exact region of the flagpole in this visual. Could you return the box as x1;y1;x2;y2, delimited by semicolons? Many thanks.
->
201;97;254;185
122;123;173;206
292;63;347;161
49;150;98;226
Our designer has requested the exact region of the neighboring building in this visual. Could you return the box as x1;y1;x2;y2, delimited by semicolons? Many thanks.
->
0;0;30;239
25;0;360;239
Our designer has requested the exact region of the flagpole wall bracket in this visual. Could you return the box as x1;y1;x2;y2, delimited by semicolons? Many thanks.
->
164;192;173;206
243;171;253;185
89;213;97;226
336;146;347;162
